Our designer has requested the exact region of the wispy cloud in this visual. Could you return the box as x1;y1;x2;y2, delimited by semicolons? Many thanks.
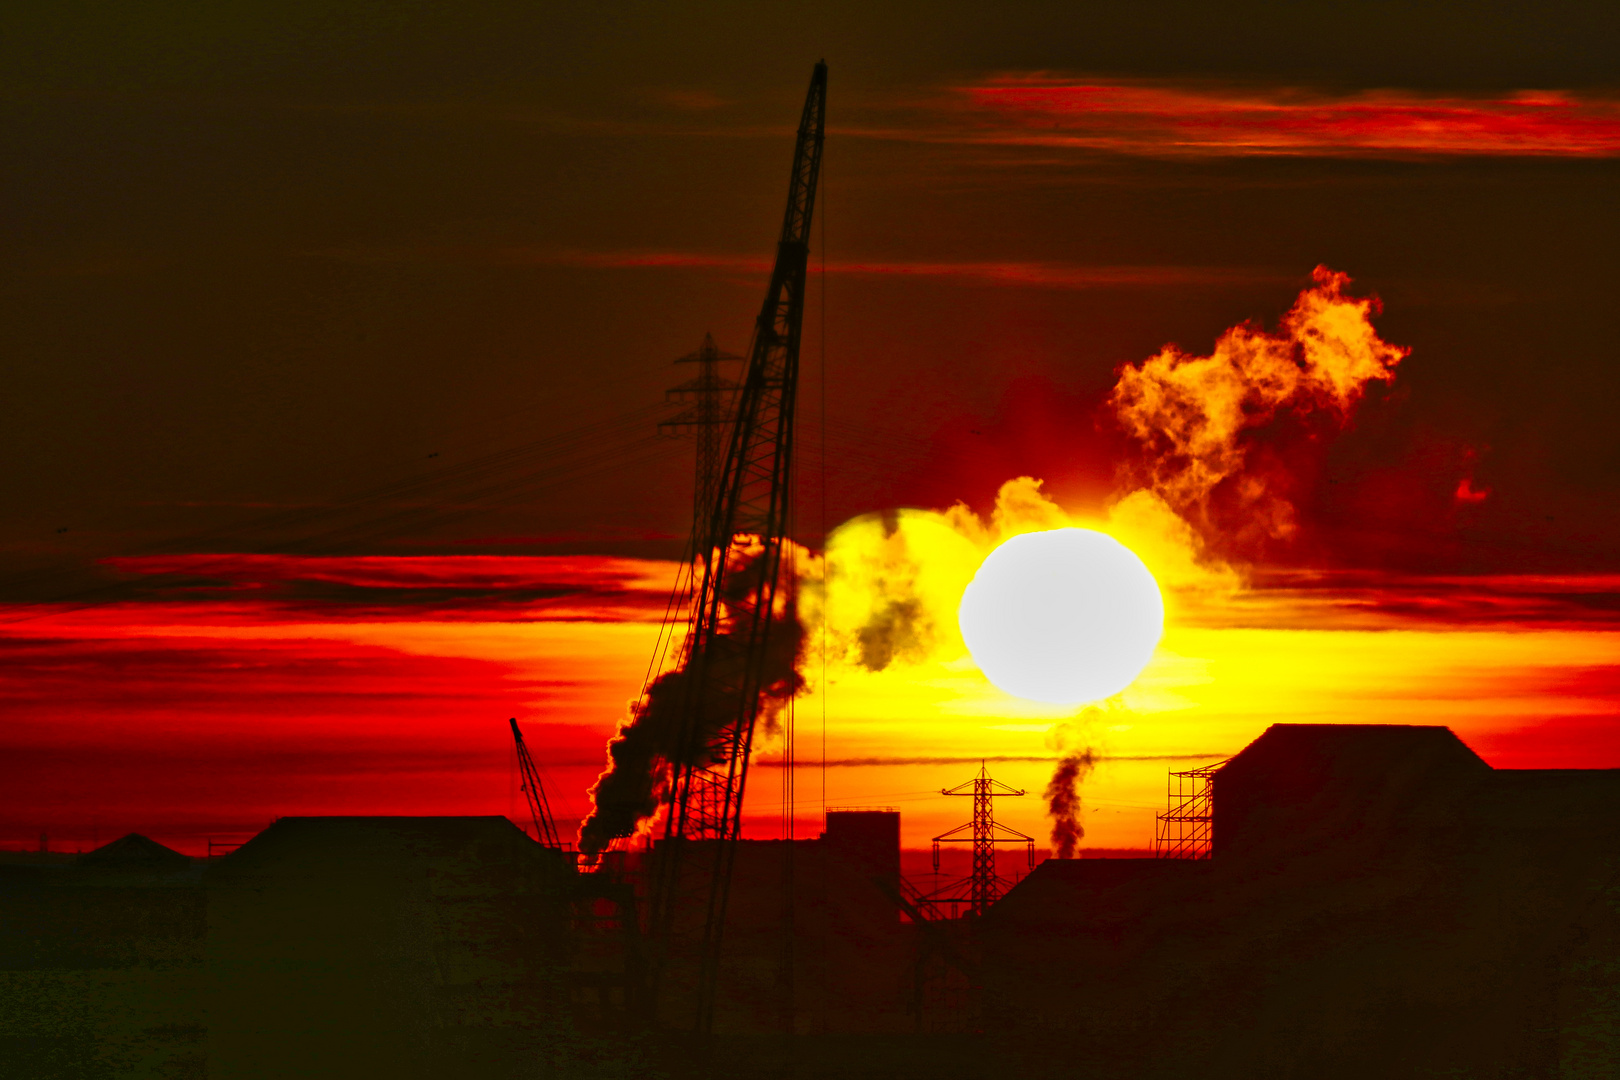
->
579;252;1280;288
311;244;1283;289
889;78;1620;158
750;753;1225;767
1196;570;1620;631
98;553;678;621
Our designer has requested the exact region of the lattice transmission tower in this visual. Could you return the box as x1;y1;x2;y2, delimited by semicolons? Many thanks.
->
660;333;742;555
656;336;744;834
928;763;1035;918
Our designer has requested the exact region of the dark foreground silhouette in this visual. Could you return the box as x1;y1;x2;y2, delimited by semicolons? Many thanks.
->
2;724;1616;1078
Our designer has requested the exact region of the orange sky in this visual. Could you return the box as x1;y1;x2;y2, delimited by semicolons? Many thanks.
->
7;269;1618;860
3;551;1615;856
8;8;1620;867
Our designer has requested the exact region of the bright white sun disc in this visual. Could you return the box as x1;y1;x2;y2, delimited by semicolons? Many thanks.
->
958;528;1164;705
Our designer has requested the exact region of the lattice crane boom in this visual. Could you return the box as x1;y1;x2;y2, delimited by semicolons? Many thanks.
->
671;61;824;844
646;60;826;1036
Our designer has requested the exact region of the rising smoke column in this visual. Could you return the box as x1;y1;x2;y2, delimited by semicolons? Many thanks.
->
578;541;804;858
1108;265;1408;558
1045;748;1095;859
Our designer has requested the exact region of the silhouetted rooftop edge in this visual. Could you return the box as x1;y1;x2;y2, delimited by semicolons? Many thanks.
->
76;831;191;869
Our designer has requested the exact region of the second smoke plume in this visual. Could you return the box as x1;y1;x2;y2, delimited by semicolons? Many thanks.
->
1045;749;1096;860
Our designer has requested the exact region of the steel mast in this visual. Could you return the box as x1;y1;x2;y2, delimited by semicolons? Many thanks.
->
646;60;826;1034
929;763;1035;918
660;333;743;559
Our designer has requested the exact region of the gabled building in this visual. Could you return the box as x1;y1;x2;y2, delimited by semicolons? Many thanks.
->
0;833;205;1076
206;816;576;1080
980;724;1620;1079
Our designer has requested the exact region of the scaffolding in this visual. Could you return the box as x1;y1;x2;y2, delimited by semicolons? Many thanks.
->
1154;760;1227;860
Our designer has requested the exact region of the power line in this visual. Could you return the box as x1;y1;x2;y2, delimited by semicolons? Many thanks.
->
0;402;684;621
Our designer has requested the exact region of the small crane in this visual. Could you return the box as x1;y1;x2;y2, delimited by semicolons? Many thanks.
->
509;717;563;848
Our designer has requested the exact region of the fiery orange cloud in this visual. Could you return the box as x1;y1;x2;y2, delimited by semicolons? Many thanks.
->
942;78;1620;157
1108;266;1406;560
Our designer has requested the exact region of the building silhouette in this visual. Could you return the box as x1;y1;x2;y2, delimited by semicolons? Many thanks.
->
2;724;1617;1078
981;724;1620;1078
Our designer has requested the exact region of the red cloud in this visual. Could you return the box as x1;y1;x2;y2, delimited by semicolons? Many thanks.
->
556;251;1282;288
946;79;1620;157
97;553;677;621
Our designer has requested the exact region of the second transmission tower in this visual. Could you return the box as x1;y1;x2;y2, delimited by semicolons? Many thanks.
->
660;333;742;556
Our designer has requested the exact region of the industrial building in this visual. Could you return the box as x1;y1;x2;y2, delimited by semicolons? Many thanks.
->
982;723;1620;1078
0;817;579;1079
0;809;925;1078
4;722;1617;1078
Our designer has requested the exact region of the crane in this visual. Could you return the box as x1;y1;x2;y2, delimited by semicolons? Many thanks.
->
509;717;563;849
644;60;826;1035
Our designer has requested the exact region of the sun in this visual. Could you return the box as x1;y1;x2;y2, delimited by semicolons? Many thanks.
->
958;528;1164;705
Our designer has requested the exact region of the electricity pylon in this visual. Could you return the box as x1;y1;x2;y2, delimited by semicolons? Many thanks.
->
929;763;1035;918
660;333;742;556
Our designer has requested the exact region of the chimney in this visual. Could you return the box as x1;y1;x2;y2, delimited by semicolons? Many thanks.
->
823;808;900;889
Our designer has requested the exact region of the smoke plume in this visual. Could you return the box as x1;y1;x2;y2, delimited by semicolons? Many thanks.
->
856;596;924;671
578;539;804;857
790;270;1411;715
1045;748;1095;859
1108;265;1406;558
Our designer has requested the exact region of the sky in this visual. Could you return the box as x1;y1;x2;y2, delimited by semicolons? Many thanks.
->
3;2;1619;857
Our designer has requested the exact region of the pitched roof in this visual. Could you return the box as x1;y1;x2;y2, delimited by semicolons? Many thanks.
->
1220;723;1490;783
76;832;192;870
210;815;553;877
